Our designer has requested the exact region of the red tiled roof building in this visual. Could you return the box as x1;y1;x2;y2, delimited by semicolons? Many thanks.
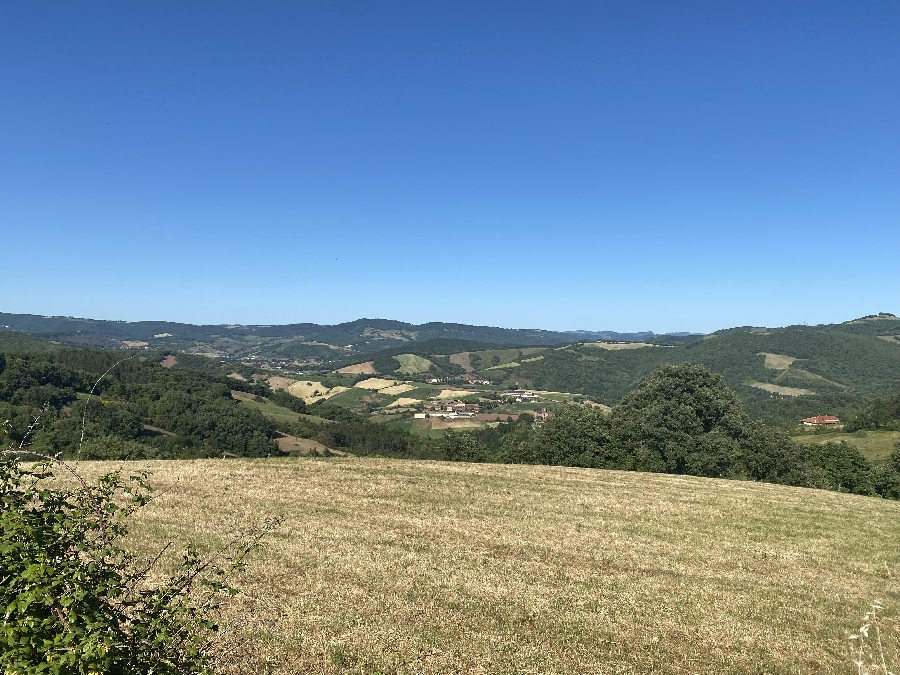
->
800;415;840;425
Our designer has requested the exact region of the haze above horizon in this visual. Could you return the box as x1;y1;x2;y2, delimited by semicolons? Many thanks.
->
2;1;897;334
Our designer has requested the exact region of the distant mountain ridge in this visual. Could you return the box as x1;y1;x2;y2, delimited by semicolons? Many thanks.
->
0;312;664;360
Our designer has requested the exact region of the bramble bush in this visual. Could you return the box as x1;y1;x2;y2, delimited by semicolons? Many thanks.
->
1;423;269;673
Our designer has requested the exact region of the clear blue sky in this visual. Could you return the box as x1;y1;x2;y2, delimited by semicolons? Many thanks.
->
1;1;897;333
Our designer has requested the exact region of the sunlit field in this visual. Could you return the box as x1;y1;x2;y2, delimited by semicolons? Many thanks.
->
73;458;899;674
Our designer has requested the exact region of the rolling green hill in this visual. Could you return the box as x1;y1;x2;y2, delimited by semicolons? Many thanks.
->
400;315;900;426
0;331;56;352
0;312;656;360
274;314;900;427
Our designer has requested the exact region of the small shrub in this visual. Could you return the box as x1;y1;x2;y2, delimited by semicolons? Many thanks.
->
0;449;269;674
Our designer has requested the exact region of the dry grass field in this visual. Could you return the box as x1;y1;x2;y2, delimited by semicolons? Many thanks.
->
760;352;797;370
583;342;654;350
267;376;299;392
272;432;333;455
449;352;474;372
379;384;416;396
434;389;480;399
385;396;421;408
288;381;350;403
338;362;378;375
69;458;900;675
749;381;815;397
484;361;520;370
354;378;405;391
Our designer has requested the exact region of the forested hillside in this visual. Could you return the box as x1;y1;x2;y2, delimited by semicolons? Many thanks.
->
477;318;900;425
0;312;653;359
3;340;899;501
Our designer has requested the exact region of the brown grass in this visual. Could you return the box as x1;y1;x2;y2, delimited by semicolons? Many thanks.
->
434;389;480;400
749;381;815;396
353;378;404;391
287;381;349;403
159;355;177;368
428;418;485;430
266;376;298;392
65;458;900;674
385;397;421;408
448;352;474;372
760;352;797;370
583;342;653;350
338;362;377;375
272;432;333;455
379;384;415;396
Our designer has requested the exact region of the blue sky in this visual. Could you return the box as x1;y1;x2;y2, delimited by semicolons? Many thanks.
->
1;1;897;333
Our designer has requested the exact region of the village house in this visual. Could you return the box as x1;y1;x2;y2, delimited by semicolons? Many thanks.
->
800;415;841;426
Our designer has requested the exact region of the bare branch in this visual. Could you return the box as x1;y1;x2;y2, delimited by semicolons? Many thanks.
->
79;354;139;455
2;448;109;546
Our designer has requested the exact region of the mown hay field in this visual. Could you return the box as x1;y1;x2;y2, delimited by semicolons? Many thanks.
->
760;352;797;370
337;361;377;375
583;342;654;351
77;458;899;674
289;381;350;402
749;381;814;397
354;378;405;391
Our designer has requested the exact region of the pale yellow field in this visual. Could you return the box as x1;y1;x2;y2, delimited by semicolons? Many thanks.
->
272;432;332;455
427;418;485;430
72;458;900;675
379;384;415;396
583;342;653;350
749;381;814;396
484;361;520;370
266;376;298;392
353;378;404;390
434;389;480;399
337;362;377;375
385;397;421;408
288;381;349;403
759;352;797;370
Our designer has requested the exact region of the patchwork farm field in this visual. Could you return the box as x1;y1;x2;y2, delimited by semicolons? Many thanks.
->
78;458;900;674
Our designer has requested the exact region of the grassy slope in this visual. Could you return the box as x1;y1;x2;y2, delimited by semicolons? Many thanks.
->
87;458;900;674
508;327;900;424
234;394;332;425
793;429;900;463
0;331;56;352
